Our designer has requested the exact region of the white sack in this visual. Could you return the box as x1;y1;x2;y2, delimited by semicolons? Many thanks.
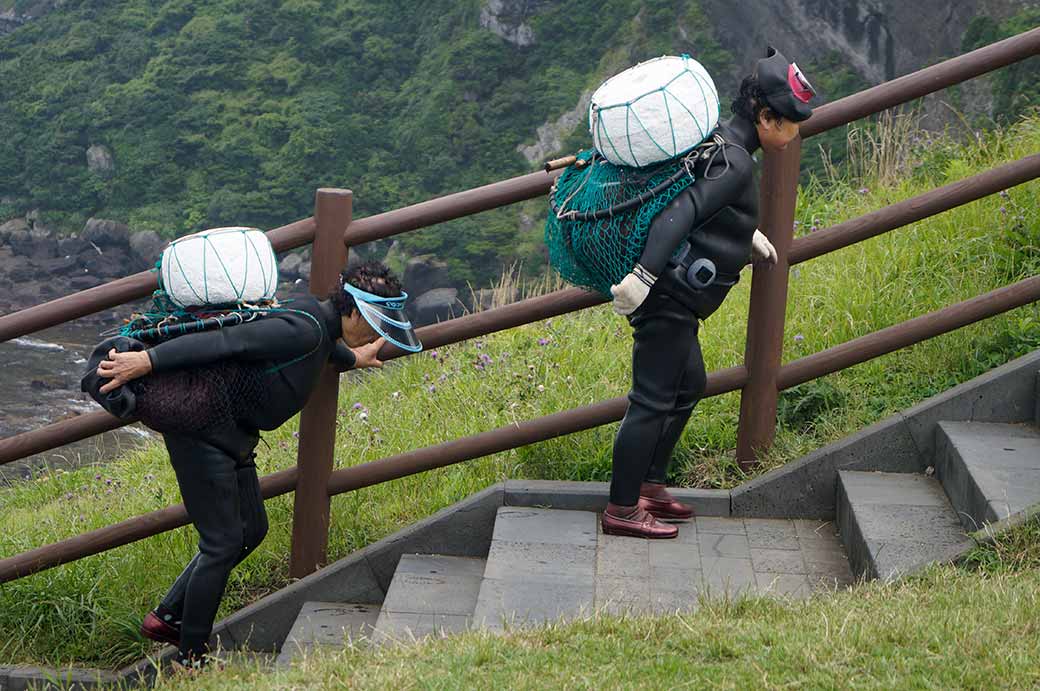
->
161;227;279;308
589;55;720;168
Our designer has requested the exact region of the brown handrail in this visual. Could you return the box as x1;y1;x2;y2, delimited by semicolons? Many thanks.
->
0;467;298;583
0;218;317;345
801;26;1040;138
789;154;1040;265
0;364;747;583
777;275;1040;390
347;169;562;246
0;286;606;467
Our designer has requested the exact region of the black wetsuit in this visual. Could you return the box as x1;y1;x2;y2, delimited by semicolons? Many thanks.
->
610;115;760;505
144;296;356;662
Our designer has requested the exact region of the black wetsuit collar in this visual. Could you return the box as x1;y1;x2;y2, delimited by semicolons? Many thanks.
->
717;115;760;155
316;298;344;341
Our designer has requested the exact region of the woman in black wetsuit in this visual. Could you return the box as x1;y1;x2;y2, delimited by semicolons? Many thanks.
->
87;261;417;669
600;48;816;539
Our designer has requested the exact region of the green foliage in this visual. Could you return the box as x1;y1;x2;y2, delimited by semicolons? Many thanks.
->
961;9;1040;124
0;0;734;285
776;380;846;433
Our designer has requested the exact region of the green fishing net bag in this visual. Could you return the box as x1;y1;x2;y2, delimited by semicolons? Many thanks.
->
544;150;696;296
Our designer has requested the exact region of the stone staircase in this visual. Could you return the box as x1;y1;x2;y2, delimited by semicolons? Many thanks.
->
275;507;853;663
837;419;1040;581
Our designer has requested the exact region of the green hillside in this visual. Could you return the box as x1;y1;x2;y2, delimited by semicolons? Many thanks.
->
0;0;731;284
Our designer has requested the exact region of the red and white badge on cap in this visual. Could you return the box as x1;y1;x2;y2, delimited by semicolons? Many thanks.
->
787;63;815;103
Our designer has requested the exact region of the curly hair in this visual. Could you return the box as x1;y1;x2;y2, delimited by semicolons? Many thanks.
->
730;74;782;124
328;260;403;317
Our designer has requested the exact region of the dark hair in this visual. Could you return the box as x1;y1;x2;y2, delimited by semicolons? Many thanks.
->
730;74;782;124
328;260;403;317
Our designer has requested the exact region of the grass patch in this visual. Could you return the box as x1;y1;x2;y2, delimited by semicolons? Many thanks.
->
1;115;1039;668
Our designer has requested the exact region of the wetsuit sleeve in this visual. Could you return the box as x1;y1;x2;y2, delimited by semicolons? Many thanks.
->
146;312;323;374
636;148;754;276
329;342;357;372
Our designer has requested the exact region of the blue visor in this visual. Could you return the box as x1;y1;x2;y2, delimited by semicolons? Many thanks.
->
343;282;423;352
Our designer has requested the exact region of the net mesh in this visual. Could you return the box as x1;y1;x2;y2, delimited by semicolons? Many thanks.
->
544;150;696;296
132;360;269;435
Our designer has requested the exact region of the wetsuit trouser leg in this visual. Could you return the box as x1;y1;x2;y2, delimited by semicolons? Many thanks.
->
610;292;706;506
159;428;268;661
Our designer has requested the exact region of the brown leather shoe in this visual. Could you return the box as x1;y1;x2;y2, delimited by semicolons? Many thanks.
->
638;482;694;521
141;610;180;647
601;503;678;539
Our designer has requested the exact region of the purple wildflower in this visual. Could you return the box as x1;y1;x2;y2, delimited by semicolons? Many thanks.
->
428;384;436;393
479;353;492;364
1000;206;1008;214
857;187;869;195
474;363;485;371
95;474;102;480
794;333;805;343
1000;190;1010;199
475;340;485;350
429;350;439;360
439;373;447;382
538;337;550;346
810;225;819;233
292;431;300;438
352;402;364;410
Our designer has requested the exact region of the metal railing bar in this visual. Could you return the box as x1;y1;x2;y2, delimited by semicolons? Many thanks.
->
0;287;607;466
0;364;747;582
326;364;749;496
777;275;1040;390
0;217;318;345
0;411;129;467
0;467;298;583
801;26;1040;138
789;154;1040;265
347;169;562;247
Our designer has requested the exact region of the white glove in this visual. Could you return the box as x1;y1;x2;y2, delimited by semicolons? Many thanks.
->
610;264;656;316
750;229;778;266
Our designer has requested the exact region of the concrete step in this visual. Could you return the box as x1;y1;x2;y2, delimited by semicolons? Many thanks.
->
935;421;1040;531
275;602;380;665
837;471;974;581
472;507;597;630
595;516;853;615
372;554;485;645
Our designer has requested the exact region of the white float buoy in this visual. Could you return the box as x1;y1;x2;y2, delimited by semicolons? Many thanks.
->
160;227;279;308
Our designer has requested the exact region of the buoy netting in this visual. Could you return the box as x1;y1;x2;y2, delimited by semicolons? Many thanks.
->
159;227;279;309
589;55;720;168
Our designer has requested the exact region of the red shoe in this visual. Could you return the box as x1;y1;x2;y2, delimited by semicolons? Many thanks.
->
141;610;180;647
601;503;678;539
638;482;694;521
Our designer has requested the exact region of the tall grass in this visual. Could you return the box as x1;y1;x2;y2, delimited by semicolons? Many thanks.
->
0;114;1038;668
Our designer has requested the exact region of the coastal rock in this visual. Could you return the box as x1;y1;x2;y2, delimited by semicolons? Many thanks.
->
7;228;58;259
479;0;540;46
412;287;463;326
403;255;450;299
278;252;304;280
129;230;166;269
517;90;592;164
82;218;130;250
0;218;30;244
86;144;115;177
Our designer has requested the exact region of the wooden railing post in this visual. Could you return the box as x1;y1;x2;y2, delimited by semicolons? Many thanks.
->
289;188;351;579
736;138;802;468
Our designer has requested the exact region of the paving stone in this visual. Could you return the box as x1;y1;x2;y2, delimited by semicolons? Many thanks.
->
792;519;837;539
275;602;380;665
649;540;701;570
473;579;595;630
744;518;800;550
595;576;651;615
696;516;747;534
650;566;702;594
750;547;807;575
753;573;811;598
698;532;751;559
483;540;596;583
650;588;701;614
372;613;471;644
491;507;598;546
380;555;484;616
701;557;755;595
